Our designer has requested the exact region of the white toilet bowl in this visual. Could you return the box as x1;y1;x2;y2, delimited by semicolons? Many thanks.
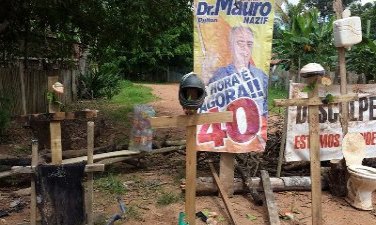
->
346;165;376;210
342;133;376;211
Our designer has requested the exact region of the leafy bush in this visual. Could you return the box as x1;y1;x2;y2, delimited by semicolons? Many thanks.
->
0;96;11;135
347;38;376;81
78;62;122;99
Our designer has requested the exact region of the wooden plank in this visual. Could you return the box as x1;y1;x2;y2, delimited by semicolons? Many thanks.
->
10;164;104;174
86;122;94;225
185;125;197;225
150;111;233;128
0;170;14;178
219;153;234;197
308;78;322;225
209;162;239;225
260;170;281;225
30;140;38;225
19;110;98;122
19;59;27;115
274;93;358;107
62;150;140;164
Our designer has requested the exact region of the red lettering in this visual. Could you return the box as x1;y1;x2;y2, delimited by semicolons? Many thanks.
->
366;132;372;145
300;136;306;149
198;108;227;147
320;134;328;148
333;134;340;147
294;136;300;149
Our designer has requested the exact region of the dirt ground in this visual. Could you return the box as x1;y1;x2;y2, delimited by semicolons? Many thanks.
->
1;83;376;225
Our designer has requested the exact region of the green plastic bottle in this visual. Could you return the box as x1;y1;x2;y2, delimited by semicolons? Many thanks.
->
178;212;188;225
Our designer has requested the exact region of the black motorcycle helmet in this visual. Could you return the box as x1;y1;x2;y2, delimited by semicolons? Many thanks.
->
178;72;206;110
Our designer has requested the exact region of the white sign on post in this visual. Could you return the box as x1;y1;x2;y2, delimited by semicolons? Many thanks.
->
285;83;376;162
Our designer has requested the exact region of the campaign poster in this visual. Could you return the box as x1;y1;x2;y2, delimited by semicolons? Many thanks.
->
194;0;275;153
285;83;376;162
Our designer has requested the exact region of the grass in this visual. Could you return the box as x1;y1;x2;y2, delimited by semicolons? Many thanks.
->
125;205;143;221
95;173;127;195
107;80;157;123
268;85;288;114
67;80;156;124
157;191;181;206
111;80;156;105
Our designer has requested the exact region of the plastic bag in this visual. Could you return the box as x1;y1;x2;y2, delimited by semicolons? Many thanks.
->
128;104;155;151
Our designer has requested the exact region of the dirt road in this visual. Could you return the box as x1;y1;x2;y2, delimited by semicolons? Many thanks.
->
1;83;375;225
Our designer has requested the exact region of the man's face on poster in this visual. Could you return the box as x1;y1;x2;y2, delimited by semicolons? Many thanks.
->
232;28;253;68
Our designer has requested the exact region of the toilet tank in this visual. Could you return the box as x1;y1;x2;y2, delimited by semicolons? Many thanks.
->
333;16;362;48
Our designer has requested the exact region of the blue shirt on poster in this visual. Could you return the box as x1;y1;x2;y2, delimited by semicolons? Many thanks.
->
208;64;269;116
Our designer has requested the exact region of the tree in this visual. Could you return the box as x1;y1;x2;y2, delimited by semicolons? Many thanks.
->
347;2;376;80
301;0;360;18
89;0;193;80
273;7;336;72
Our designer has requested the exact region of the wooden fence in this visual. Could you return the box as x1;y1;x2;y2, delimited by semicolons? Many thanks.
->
0;67;78;116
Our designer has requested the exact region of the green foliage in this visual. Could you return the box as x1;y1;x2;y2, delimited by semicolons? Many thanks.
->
347;38;376;81
89;0;193;79
302;83;316;93
268;86;288;114
350;2;376;39
0;96;11;135
0;0;105;61
322;93;334;104
273;7;336;72
347;2;376;80
46;91;63;107
107;81;156;123
78;62;122;100
110;81;156;105
301;0;358;18
157;191;181;206
95;174;126;195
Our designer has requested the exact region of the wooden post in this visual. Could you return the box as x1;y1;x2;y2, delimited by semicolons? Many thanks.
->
185;124;197;225
209;162;239;225
307;77;322;225
150;111;233;225
48;76;62;165
30;140;38;225
277;80;290;177
333;0;348;135
273;77;359;225
219;153;234;196
86;122;94;225
260;170;280;225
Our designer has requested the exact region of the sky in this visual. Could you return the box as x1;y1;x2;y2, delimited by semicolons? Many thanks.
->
288;0;375;5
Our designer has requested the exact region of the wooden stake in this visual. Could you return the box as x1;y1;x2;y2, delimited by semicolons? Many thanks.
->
339;48;348;134
308;77;322;225
48;76;62;165
209;162;239;225
86;122;94;225
219;153;234;196
276;108;288;178
150;111;233;225
333;0;348;135
260;170;280;225
185;124;197;225
30;140;38;225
